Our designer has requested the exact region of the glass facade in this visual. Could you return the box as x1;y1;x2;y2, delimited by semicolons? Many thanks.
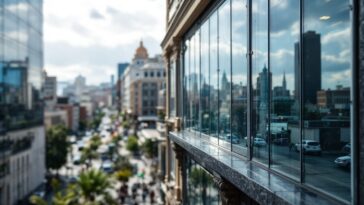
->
185;157;221;205
179;0;353;203
0;0;44;132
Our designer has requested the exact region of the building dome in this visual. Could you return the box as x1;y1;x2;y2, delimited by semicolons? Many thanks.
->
134;41;149;60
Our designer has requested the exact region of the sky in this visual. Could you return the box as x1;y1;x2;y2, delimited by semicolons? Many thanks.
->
44;0;166;85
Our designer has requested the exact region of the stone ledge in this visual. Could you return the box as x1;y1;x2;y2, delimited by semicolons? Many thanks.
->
169;131;344;205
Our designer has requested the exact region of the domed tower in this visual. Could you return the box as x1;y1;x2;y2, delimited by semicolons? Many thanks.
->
133;41;149;65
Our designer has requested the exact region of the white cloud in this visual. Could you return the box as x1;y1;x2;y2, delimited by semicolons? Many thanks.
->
44;0;166;85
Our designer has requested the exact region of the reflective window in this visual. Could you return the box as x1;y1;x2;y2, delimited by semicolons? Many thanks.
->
303;0;351;202
231;0;248;155
270;0;300;179
210;12;219;140
169;60;176;117
252;0;269;164
200;20;210;136
185;157;221;205
218;0;231;149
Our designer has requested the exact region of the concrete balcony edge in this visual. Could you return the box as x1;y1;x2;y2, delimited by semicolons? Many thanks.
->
169;131;343;205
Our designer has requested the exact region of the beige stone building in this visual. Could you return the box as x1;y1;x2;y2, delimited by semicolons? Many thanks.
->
119;42;166;124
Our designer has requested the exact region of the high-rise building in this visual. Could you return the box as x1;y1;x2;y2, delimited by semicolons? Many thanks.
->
0;0;45;204
294;31;321;104
161;1;362;205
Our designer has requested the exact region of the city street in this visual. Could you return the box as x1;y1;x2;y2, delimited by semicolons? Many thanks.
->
57;108;162;204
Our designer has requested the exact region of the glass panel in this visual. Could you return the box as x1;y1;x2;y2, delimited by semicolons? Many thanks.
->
210;12;219;141
303;0;352;202
190;34;196;133
186;157;221;205
252;0;269;164
193;30;200;134
183;40;190;131
200;20;210;136
270;0;300;179
231;0;248;156
218;0;231;149
170;60;176;117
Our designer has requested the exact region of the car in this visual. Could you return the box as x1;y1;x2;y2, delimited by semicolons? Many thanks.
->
253;138;267;147
334;155;351;168
100;161;114;174
73;155;81;165
77;141;85;151
68;176;78;184
295;140;321;155
222;134;240;144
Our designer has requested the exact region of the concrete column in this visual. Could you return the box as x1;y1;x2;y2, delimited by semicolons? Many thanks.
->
172;142;184;204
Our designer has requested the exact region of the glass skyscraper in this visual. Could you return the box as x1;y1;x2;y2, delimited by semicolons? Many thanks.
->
0;0;45;204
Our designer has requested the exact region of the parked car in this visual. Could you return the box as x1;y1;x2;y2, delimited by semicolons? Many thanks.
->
295;140;321;155
334;155;351;168
253;138;267;147
100;161;114;174
222;134;240;144
73;155;81;165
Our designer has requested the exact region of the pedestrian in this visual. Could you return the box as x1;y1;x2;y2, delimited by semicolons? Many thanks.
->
142;186;148;202
149;190;155;204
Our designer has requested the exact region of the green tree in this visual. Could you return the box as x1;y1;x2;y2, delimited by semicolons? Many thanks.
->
81;147;98;169
126;135;139;153
142;139;156;158
77;169;115;204
46;125;69;172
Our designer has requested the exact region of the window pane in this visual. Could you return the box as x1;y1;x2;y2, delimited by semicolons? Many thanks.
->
252;0;269;164
170;60;176;117
270;0;300;179
184;40;190;131
231;0;248;156
303;0;352;202
200;20;210;136
210;12;219;141
218;0;231;149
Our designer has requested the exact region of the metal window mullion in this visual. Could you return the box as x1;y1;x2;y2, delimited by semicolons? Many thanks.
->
229;0;233;149
299;0;304;184
267;0;272;168
247;0;253;160
350;0;358;204
217;10;220;146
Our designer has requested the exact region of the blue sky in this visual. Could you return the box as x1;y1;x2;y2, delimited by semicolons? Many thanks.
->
44;0;166;85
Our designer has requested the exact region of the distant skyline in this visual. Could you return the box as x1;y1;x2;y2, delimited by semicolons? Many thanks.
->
44;0;166;85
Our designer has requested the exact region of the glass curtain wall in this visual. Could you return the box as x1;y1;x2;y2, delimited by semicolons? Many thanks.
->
270;0;300;179
231;0;248;156
200;20;210;136
180;0;353;202
186;157;221;205
251;0;269;164
302;0;352;202
218;0;231;148
0;0;44;131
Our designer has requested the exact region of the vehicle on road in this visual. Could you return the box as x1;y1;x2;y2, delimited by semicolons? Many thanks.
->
253;137;267;147
334;155;351;169
100;161;114;174
295;140;321;155
222;134;240;144
73;155;81;165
